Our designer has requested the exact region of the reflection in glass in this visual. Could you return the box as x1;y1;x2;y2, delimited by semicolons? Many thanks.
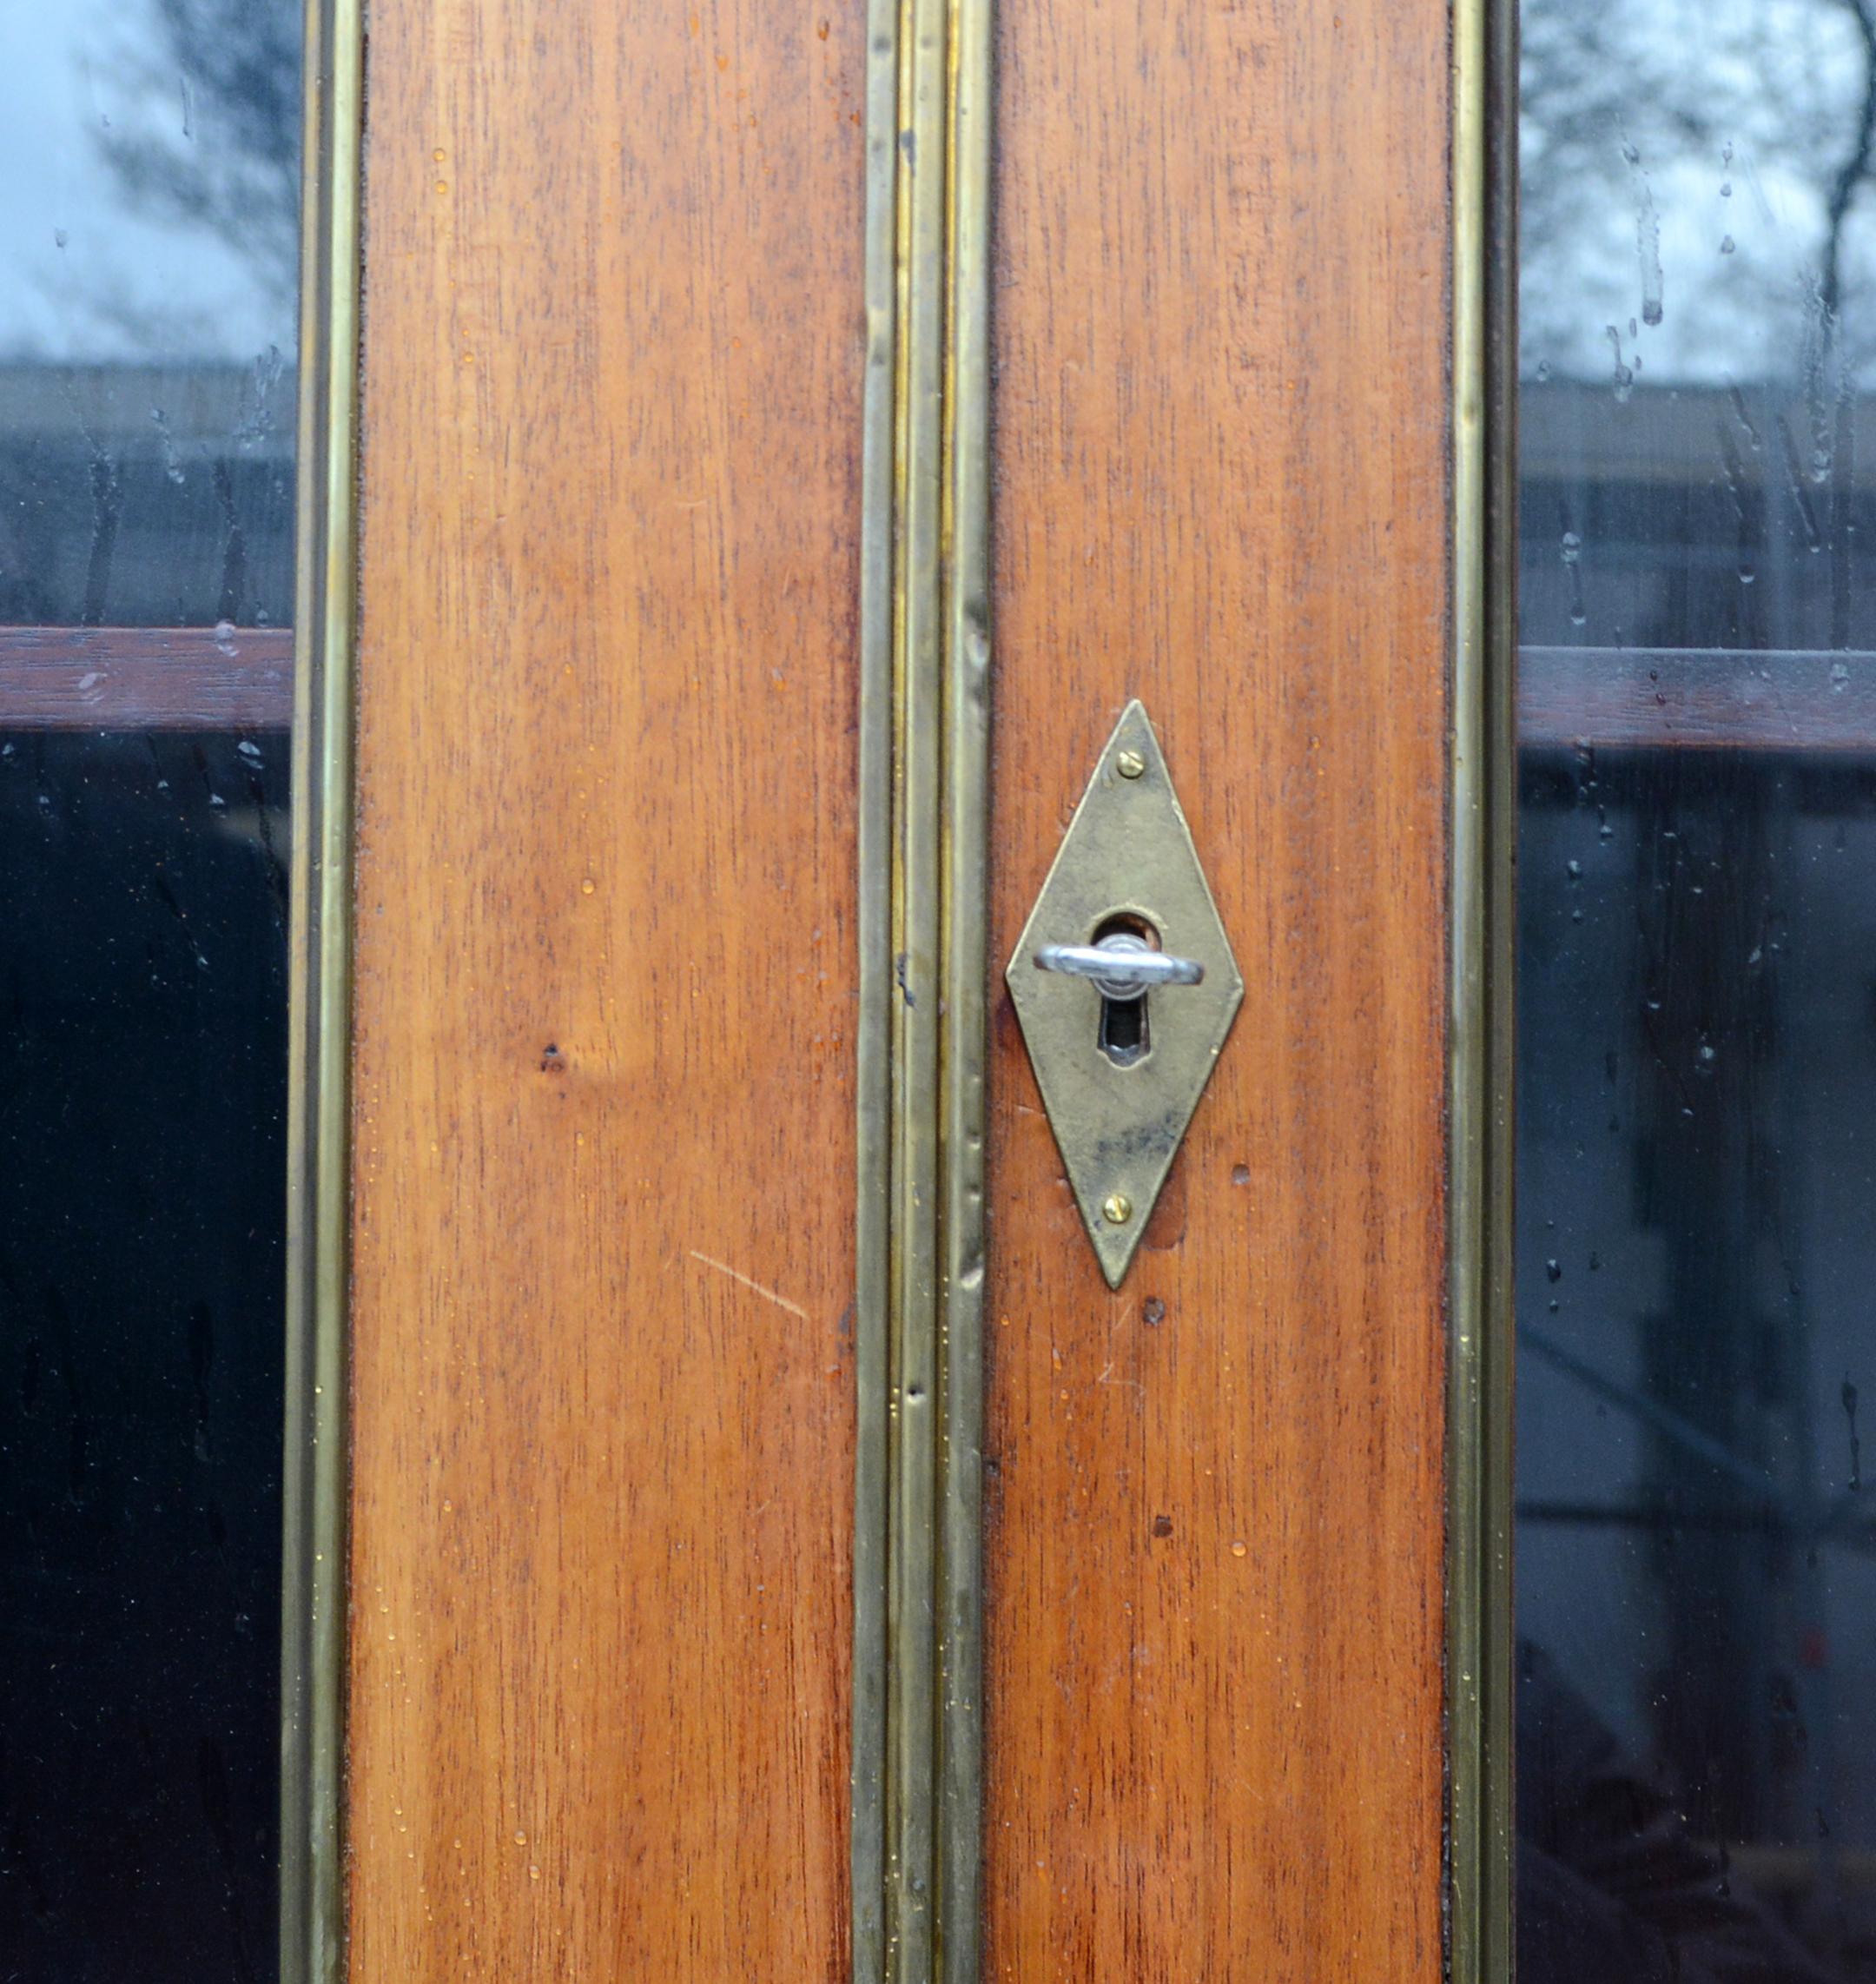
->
1520;1;1876;1977
0;4;300;1975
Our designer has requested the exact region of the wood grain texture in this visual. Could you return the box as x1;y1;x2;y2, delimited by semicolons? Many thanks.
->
982;1;1452;1976
346;3;862;1976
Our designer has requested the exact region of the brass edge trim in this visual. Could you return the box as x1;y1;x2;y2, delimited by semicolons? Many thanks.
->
889;0;949;1971
280;0;361;1977
937;0;992;1971
854;0;900;1967
859;0;992;1970
1447;0;1518;1972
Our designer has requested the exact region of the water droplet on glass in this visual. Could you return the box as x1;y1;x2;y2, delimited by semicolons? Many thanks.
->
53;227;67;249
151;407;186;486
1566;859;1583;881
1562;525;1589;625
1831;660;1850;694
1720;235;1735;255
213;619;237;655
1607;327;1634;404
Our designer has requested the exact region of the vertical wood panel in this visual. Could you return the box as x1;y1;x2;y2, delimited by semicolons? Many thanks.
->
346;3;862;1975
983;0;1452;1974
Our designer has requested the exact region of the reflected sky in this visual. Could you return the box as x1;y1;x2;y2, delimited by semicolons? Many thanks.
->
0;0;291;364
1523;0;1876;385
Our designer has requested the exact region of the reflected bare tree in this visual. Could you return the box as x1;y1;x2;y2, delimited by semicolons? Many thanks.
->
1519;5;1713;268
1523;0;1876;377
1822;0;1876;326
96;0;299;321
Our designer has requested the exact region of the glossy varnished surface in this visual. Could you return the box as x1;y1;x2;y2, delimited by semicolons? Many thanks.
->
983;0;1452;1974
346;3;862;1974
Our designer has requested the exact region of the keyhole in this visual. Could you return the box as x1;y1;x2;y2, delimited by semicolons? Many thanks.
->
1100;988;1149;1066
1093;912;1156;1068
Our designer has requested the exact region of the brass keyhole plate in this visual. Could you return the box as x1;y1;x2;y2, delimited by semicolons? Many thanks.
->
1005;699;1245;1286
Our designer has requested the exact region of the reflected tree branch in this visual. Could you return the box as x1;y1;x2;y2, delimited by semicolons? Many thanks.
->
1823;0;1876;328
95;0;299;322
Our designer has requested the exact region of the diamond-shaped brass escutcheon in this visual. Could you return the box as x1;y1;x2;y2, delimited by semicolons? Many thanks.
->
1007;700;1244;1286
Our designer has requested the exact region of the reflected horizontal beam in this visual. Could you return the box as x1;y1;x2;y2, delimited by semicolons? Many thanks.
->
0;625;293;730
1522;645;1876;752
3;634;1875;753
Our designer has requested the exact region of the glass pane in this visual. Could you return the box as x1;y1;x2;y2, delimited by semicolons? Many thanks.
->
0;5;300;1975
1518;3;1876;1976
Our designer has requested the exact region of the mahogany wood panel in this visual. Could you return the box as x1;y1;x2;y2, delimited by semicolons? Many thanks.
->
983;2;1452;1976
346;3;862;1976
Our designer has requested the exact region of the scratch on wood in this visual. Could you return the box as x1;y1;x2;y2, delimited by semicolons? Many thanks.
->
1094;1360;1143;1396
688;1249;809;1320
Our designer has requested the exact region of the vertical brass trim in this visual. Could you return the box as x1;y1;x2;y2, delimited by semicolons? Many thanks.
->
856;0;993;1973
888;0;949;1973
936;0;992;1967
853;0;901;1970
279;0;361;1976
1448;0;1518;1973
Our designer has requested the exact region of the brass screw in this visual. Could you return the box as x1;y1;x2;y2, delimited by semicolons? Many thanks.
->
1115;749;1146;780
1102;1193;1133;1225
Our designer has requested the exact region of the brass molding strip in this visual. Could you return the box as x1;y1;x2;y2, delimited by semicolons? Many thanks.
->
888;0;948;1969
853;0;900;1964
1447;0;1518;1972
855;0;992;1972
279;0;362;1975
937;0;992;1971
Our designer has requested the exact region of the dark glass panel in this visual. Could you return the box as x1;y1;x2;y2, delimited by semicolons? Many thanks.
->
0;7;300;1977
1519;1;1876;1976
0;735;288;1978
